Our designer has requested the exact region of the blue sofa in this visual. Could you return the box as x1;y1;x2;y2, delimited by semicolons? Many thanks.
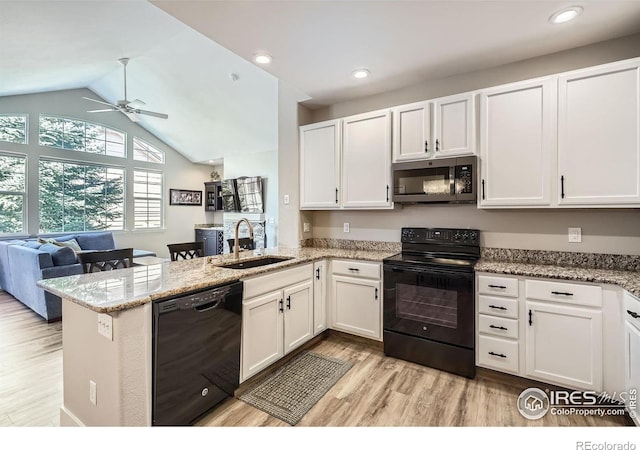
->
0;232;155;322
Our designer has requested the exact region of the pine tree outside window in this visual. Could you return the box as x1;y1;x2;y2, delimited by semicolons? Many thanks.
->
0;153;27;234
0;115;28;144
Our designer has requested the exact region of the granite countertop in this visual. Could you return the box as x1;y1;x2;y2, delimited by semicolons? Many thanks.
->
37;247;397;314
475;259;640;297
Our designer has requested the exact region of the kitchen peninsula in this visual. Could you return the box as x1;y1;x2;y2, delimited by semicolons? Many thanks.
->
37;246;395;427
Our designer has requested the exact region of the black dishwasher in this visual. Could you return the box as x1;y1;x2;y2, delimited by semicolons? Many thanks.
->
152;281;243;426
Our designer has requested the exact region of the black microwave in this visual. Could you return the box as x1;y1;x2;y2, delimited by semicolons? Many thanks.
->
391;156;476;204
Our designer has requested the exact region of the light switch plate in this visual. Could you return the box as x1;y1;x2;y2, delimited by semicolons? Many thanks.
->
283;194;290;205
568;227;582;243
303;223;310;232
343;223;350;233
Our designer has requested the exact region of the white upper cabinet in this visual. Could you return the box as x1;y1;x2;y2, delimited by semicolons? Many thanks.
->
479;77;556;207
433;92;476;157
392;101;432;162
299;119;341;209
341;109;393;208
558;59;640;206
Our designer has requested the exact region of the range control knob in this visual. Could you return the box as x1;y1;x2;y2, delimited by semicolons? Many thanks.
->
469;231;478;242
454;232;462;241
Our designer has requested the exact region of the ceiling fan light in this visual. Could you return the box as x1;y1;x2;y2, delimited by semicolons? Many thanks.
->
549;6;583;24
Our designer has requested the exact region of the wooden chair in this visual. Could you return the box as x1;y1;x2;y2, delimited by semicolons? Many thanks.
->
167;242;204;261
77;248;134;273
227;238;254;253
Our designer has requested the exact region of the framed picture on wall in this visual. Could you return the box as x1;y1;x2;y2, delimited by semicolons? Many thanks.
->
169;189;202;206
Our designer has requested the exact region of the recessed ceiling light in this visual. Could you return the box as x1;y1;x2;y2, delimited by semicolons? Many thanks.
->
254;53;272;65
549;6;583;24
352;68;370;79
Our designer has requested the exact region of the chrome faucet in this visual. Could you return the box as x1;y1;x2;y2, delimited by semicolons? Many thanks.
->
234;218;254;259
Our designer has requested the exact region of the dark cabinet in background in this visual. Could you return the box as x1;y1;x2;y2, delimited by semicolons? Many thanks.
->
204;181;223;211
195;228;224;256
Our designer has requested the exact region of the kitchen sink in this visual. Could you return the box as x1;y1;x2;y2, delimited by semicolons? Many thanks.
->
219;256;293;270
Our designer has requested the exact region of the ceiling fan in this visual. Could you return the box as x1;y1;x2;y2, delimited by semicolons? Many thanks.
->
83;57;168;122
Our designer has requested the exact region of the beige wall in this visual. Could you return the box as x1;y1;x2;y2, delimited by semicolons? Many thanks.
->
305;33;640;255
0;88;215;259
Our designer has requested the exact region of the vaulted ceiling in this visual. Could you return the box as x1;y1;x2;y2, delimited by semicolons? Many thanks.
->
2;1;640;164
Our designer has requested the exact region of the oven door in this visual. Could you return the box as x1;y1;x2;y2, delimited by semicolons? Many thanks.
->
383;263;474;348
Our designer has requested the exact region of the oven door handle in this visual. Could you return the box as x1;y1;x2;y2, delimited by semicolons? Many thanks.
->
384;264;473;278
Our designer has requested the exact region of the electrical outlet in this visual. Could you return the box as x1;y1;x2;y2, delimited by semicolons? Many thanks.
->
97;313;113;341
343;223;350;233
283;194;290;205
568;227;582;243
89;380;97;406
268;217;275;224
303;223;310;232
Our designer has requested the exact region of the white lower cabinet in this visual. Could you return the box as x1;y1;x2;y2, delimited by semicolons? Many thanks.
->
330;260;382;341
241;264;313;382
624;291;640;424
525;300;602;391
476;273;608;393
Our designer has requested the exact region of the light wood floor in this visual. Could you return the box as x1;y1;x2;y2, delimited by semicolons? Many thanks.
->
0;290;632;427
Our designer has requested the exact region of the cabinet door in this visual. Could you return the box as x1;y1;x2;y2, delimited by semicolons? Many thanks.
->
196;230;218;256
479;78;555;207
558;60;640;205
342;110;392;208
331;275;381;340
283;279;314;355
313;260;327;336
299;119;342;209
392;101;432;162
241;290;284;381
625;321;640;407
525;301;602;391
433;92;475;157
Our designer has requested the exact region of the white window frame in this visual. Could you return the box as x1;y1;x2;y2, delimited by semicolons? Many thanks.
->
38;157;126;233
38;115;127;158
133;168;163;230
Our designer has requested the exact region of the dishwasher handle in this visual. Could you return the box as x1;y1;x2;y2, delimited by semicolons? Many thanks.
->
195;299;222;312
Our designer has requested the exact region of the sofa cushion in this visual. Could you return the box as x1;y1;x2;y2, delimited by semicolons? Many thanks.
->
75;232;115;251
22;241;42;249
38;243;77;266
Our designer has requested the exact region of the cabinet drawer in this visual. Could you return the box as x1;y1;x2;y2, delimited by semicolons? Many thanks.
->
478;275;518;298
332;259;380;279
478;315;519;339
525;279;602;307
478;335;519;373
478;295;519;319
625;291;640;328
243;264;312;299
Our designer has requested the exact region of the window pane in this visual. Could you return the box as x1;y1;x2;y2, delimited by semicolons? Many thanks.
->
38;115;126;158
0;154;26;192
133;137;164;163
39;159;124;233
0;195;24;233
0;115;27;144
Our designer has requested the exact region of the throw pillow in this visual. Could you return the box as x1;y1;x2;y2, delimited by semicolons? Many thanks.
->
53;238;82;252
38;237;82;252
38;243;77;266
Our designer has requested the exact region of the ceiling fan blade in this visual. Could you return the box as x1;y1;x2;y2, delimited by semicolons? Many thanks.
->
134;109;168;119
123;110;140;122
83;97;117;108
87;109;117;113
